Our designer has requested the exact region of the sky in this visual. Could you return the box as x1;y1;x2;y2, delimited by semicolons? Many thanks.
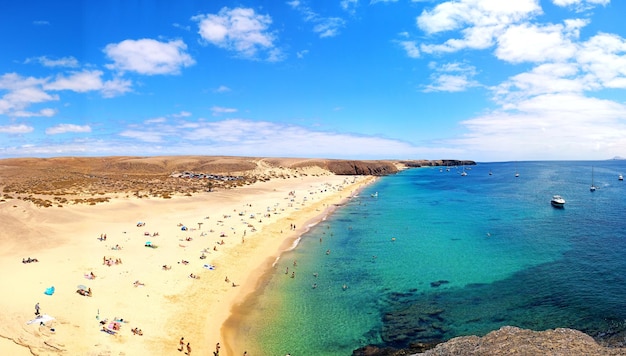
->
1;0;626;162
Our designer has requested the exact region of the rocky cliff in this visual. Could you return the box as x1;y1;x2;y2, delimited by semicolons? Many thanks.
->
353;326;626;355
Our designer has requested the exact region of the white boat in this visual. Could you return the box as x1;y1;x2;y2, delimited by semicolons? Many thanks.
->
371;192;378;198
550;195;566;208
590;166;597;192
619;174;623;181
461;166;467;176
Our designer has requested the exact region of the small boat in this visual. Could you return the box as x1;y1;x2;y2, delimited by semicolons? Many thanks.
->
590;166;597;192
489;170;493;176
619;174;623;181
371;192;378;198
550;195;566;208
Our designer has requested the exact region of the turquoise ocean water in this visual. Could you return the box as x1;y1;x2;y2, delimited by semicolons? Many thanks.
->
233;161;626;355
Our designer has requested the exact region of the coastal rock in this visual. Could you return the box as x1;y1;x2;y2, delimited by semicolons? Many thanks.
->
354;326;626;355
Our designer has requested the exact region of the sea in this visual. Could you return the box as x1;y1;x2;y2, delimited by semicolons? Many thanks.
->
232;160;626;355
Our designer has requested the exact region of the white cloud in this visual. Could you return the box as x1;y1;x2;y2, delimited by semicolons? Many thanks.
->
0;73;59;116
424;62;479;92
104;38;195;75
101;77;133;98
495;23;579;64
12;108;57;118
417;0;542;54
288;1;346;38
0;124;33;134
45;70;106;92
43;70;131;98
552;0;609;12
455;93;626;160
399;40;420;58
46;124;92;135
171;111;192;118
107;119;423;158
340;0;359;14
215;85;231;93
576;33;626;90
27;56;79;68
193;8;279;60
211;106;238;116
296;49;310;59
313;18;346;38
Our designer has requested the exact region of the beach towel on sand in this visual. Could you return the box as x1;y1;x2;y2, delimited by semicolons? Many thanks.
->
44;286;55;295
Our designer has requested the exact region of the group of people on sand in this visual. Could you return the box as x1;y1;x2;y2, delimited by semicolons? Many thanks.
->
22;257;39;263
178;337;192;355
103;256;122;266
131;327;143;335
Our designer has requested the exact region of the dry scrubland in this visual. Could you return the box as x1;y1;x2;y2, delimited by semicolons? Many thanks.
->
0;156;400;207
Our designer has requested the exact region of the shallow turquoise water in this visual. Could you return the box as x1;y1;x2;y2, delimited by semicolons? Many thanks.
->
233;161;626;355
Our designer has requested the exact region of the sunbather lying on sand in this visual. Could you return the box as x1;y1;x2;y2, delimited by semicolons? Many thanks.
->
133;280;145;287
77;288;92;297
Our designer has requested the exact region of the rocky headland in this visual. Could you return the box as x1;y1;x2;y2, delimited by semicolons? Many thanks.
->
353;326;626;355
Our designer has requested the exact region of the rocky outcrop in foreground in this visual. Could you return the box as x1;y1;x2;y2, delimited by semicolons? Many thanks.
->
353;326;626;355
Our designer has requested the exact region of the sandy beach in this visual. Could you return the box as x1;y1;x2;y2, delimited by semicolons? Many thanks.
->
0;170;376;355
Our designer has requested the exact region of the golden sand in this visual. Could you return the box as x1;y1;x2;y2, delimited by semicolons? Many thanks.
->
0;172;376;355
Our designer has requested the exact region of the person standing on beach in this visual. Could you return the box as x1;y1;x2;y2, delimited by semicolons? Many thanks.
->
178;337;184;351
186;342;191;355
35;302;40;316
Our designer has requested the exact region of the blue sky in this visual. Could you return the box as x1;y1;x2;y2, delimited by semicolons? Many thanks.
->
1;0;626;162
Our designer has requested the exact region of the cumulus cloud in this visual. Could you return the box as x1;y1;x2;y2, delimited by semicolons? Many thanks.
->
495;22;579;64
418;0;542;54
104;38;195;75
0;124;34;134
45;70;106;92
0;73;58;116
46;124;92;135
193;8;280;61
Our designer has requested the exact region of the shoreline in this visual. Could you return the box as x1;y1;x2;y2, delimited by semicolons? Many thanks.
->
0;172;377;356
220;176;376;355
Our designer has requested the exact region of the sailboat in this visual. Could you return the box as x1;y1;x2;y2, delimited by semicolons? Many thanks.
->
590;166;597;192
619;174;623;181
461;166;467;176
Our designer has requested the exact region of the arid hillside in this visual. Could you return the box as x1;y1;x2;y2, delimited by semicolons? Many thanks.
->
0;156;400;207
